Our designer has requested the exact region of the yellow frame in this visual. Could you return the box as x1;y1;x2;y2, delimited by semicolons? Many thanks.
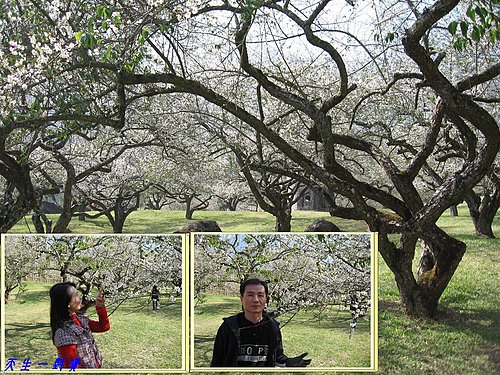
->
189;232;378;373
1;233;188;374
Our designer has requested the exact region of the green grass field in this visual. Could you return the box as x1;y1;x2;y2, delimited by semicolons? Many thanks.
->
9;209;365;234
5;205;500;373
192;294;372;369
4;282;184;370
377;208;500;374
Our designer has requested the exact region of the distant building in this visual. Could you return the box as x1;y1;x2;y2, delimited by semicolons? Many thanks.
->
40;193;63;214
295;187;329;211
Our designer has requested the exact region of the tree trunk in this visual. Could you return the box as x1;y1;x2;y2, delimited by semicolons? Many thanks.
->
32;213;52;233
228;197;239;211
275;208;292;232
378;234;435;316
113;206;126;233
32;213;45;233
0;199;35;232
0;165;39;232
78;202;86;221
378;226;466;317
449;205;458;216
186;209;195;220
185;195;194;220
474;195;497;238
61;264;70;282
113;217;125;233
417;226;466;315
53;210;73;233
109;193;141;233
465;191;499;238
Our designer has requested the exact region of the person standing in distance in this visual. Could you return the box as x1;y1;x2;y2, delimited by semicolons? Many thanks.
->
151;285;160;312
210;278;311;367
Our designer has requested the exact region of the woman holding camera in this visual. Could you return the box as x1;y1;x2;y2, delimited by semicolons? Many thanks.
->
49;282;110;368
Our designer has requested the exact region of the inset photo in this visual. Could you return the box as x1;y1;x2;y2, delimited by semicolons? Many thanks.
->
2;234;186;373
191;232;377;372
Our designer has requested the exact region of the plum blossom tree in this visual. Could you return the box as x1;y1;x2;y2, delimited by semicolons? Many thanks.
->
193;233;371;320
211;154;254;211
193;104;312;231
0;0;194;231
4;235;49;303
78;153;152;233
3;234;183;311
1;0;498;319
25;127;161;233
140;139;217;220
119;0;497;317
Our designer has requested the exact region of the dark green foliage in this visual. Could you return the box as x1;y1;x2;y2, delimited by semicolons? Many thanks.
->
448;0;499;51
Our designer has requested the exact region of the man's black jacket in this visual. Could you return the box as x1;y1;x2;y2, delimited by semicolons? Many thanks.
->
210;312;288;367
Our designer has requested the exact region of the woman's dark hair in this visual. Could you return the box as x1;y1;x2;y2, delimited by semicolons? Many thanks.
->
240;278;269;304
50;282;76;343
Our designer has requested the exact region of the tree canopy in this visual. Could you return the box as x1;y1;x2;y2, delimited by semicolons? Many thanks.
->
194;233;372;320
1;0;498;317
4;234;183;311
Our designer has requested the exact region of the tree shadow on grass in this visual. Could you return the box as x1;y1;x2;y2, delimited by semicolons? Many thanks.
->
435;306;500;343
5;322;52;358
193;335;215;368
10;289;50;304
381;299;499;345
379;299;500;372
194;300;240;316
64;217;113;232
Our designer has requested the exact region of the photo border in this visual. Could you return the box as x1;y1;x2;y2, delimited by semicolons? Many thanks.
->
189;231;379;373
1;233;188;374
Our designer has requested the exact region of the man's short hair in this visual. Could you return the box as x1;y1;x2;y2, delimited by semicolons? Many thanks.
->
240;278;269;297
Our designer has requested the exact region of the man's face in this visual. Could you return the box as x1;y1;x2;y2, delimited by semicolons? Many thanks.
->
240;284;267;314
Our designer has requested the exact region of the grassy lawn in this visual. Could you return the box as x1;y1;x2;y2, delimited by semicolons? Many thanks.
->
4;282;184;370
192;294;372;369
9;209;366;234
378;208;500;374
4;205;500;373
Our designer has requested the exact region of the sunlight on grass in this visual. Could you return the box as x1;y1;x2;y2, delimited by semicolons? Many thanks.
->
378;206;500;374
